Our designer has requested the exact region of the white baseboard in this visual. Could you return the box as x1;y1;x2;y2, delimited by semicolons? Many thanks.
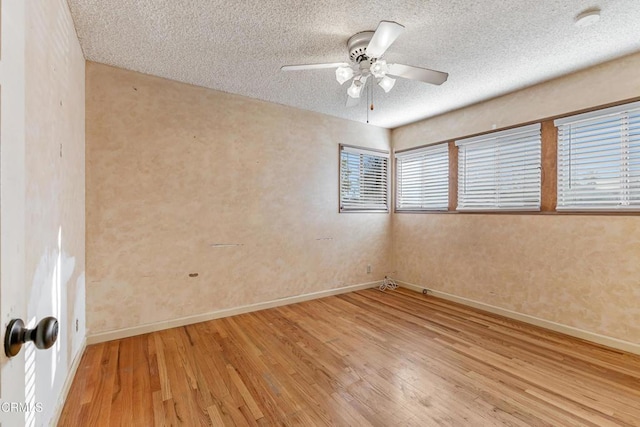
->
51;337;86;426
87;281;381;345
398;280;640;356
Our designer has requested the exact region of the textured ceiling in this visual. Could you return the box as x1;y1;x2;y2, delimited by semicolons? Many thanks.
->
68;0;640;129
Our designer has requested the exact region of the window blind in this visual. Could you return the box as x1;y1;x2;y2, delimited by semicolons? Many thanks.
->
395;144;449;211
555;101;640;211
456;123;541;211
339;145;389;212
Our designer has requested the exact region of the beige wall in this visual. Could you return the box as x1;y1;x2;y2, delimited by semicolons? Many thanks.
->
392;52;640;345
86;62;392;334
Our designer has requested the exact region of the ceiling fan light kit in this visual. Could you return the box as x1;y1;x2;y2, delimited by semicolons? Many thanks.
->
370;59;388;78
335;66;354;84
281;20;449;107
347;81;362;98
347;75;368;98
378;75;396;93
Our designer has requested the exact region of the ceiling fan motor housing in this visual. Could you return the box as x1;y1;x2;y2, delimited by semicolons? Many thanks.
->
347;31;375;63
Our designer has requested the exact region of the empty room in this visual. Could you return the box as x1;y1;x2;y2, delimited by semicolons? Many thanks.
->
2;0;640;426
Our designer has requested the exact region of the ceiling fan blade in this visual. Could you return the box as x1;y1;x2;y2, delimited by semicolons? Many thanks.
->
387;63;449;85
281;62;349;71
346;95;361;108
366;21;405;59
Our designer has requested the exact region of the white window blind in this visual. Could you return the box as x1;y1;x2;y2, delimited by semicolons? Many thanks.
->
456;123;541;211
555;101;640;211
395;144;449;211
340;145;389;212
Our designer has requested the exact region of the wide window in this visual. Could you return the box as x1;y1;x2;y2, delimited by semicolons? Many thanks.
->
339;145;389;212
395;144;449;211
555;101;640;211
456;123;542;211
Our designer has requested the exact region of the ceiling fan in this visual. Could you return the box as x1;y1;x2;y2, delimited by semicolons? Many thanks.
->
281;21;449;107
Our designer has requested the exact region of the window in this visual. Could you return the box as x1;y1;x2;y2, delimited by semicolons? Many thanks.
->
555;101;640;211
456;123;542;211
395;144;449;211
339;145;389;212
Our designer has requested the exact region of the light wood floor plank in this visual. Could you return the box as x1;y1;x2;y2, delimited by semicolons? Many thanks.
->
59;288;640;426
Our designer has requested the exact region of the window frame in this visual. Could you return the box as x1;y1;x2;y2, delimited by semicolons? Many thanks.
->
389;99;640;217
456;123;542;212
555;100;640;212
395;143;450;212
339;144;390;213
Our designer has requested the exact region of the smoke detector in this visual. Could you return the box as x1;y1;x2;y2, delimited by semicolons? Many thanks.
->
575;9;601;27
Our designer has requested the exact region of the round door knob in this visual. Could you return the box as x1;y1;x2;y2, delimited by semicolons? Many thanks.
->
4;316;59;358
30;317;59;350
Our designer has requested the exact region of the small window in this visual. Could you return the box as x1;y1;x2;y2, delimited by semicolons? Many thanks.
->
456;123;542;211
555;101;640;211
395;144;449;211
339;145;389;212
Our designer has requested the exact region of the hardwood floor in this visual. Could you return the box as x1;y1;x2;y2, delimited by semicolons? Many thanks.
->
59;288;640;426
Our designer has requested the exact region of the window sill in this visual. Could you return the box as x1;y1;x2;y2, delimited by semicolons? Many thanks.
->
393;209;640;216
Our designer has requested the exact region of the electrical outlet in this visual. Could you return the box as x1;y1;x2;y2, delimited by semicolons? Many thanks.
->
366;264;372;274
75;318;79;332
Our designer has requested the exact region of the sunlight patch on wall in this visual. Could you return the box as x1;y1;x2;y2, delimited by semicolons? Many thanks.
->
25;336;36;427
27;226;75;425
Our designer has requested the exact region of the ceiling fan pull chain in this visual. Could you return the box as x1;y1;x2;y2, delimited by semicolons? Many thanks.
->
366;79;370;123
370;83;374;111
